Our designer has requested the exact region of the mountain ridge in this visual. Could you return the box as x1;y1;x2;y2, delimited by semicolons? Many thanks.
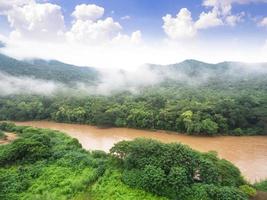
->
0;53;99;83
1;53;267;85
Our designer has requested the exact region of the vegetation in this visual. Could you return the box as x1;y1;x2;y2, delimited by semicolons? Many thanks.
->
0;55;266;136
0;130;6;139
0;53;99;83
111;139;248;200
0;122;107;200
254;180;267;192
0;81;266;136
239;185;257;197
0;122;252;200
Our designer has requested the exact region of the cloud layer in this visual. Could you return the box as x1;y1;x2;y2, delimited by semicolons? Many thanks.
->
0;72;60;96
0;0;266;68
162;0;247;40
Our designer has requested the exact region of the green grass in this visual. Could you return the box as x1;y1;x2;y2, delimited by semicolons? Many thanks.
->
0;122;251;200
89;169;167;200
0;122;164;200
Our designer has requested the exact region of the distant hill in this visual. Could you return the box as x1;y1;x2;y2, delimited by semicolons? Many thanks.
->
0;54;99;84
148;59;267;86
1;53;266;87
149;59;267;77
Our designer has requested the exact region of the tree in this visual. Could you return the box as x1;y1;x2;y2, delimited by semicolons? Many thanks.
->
201;118;218;135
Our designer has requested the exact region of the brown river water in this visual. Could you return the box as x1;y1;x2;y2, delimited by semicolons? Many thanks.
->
15;121;267;183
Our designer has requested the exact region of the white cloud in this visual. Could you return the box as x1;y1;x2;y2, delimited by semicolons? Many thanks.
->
1;0;266;70
202;0;245;26
121;15;131;20
203;0;232;16
72;4;104;21
259;17;267;27
67;4;141;46
112;30;142;45
162;8;197;40
0;72;60;96
162;0;248;40
5;2;65;41
0;0;33;13
225;12;244;26
66;18;122;44
203;0;267;6
195;10;223;29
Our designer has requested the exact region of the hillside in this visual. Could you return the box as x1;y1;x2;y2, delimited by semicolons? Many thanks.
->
149;59;267;80
0;122;252;200
0;55;266;135
0;54;99;84
1;53;266;87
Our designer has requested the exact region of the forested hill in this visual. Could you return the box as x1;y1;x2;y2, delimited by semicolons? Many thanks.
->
1;52;267;86
0;54;267;135
149;59;267;80
0;53;99;84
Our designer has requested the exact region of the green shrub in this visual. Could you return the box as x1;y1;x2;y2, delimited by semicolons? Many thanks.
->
141;165;167;195
254;179;267;192
0;134;52;166
111;138;247;200
90;169;167;200
239;185;257;197
0;122;16;132
186;184;248;200
0;125;109;200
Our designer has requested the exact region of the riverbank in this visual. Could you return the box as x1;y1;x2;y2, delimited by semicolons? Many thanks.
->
0;132;17;145
14;120;267;183
0;122;254;200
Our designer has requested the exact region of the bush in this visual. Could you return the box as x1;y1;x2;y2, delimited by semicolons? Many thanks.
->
91;150;108;159
186;184;248;200
141;165;166;195
239;185;257;197
254;179;267;192
0;124;109;200
0;122;16;132
0;134;52;166
111;138;247;200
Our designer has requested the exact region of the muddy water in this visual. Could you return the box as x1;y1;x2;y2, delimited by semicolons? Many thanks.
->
15;121;267;183
0;132;17;145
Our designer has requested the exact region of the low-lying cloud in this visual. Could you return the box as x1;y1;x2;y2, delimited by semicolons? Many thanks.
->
0;60;267;97
0;72;62;96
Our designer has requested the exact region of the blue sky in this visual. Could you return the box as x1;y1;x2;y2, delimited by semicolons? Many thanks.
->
1;0;267;39
40;0;267;39
0;0;267;68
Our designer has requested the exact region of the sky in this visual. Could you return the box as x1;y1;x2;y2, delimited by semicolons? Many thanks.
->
0;0;267;69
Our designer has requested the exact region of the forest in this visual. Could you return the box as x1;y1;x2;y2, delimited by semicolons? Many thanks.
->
0;122;259;200
0;54;267;136
0;82;266;136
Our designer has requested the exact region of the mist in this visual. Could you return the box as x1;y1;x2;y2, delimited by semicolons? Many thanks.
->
1;59;267;97
0;72;62;96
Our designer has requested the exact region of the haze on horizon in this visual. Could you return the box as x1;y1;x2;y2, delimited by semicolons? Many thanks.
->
0;0;267;69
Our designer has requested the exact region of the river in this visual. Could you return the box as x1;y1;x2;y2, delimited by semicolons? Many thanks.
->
15;121;267;183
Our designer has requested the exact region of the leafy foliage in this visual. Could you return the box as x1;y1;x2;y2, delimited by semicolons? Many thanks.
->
254;179;267;192
0;123;257;200
0;83;266;136
111;138;248;200
1;55;267;135
239;185;257;197
0;123;106;200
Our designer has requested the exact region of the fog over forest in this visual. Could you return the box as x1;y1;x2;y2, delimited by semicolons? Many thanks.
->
0;53;267;96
